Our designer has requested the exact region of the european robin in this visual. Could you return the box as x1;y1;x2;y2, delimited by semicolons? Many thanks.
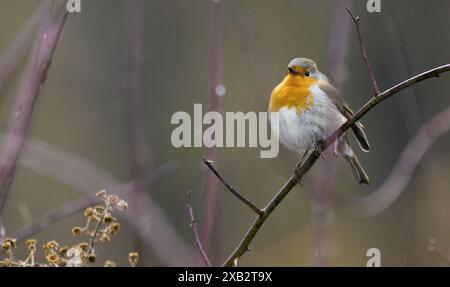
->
269;58;370;184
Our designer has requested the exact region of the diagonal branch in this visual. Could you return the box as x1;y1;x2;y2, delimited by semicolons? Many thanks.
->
346;8;380;96
222;64;450;267
0;135;195;265
186;191;212;267
6;162;177;244
0;2;68;217
0;0;51;93
203;157;263;216
202;0;224;255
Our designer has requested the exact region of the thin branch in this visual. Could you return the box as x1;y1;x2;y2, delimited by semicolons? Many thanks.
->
342;104;450;218
0;2;68;217
9;196;98;243
125;0;153;262
222;64;450;267
311;0;352;266
0;0;51;93
6;162;177;244
345;8;380;96
126;0;151;189
203;157;263;216
0;135;195;265
186;191;212;267
202;0;224;255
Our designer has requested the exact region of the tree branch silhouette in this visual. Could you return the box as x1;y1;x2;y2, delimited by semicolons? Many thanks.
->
345;7;380;96
215;9;450;266
203;157;263;216
0;2;68;218
186;191;212;267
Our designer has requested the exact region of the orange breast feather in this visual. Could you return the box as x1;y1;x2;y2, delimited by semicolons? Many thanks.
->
269;75;315;113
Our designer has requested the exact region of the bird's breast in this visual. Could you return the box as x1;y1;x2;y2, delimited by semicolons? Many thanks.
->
269;77;315;114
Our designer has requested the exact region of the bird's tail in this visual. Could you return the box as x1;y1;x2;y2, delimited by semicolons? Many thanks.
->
340;139;370;185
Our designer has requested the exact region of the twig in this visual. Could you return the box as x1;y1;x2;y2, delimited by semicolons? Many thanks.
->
311;0;352;266
125;0;152;262
0;0;50;93
126;0;151;189
203;157;263;216
0;2;68;217
342;104;450;218
186;191;212;267
87;207;106;255
345;8;380;96
0;136;194;265
9;196;99;243
222;64;450;267
202;0;224;255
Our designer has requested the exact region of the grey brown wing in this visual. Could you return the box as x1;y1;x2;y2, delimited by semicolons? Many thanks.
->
318;80;370;152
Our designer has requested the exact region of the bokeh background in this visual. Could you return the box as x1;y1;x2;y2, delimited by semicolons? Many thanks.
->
0;0;450;266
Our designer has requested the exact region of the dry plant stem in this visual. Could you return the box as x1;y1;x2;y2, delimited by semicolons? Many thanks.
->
126;0;151;190
0;0;50;92
7;162;176;244
10;196;98;243
345;8;380;96
88;209;106;254
222;64;450;267
202;0;224;253
203;158;263;216
4;136;195;265
0;3;68;217
126;0;152;262
186;191;212;267
311;0;352;266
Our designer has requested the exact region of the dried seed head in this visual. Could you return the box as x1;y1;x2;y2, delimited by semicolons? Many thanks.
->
96;190;107;199
115;199;128;211
44;240;59;251
104;260;116;267
2;238;17;250
99;233;111;242
60;246;69;257
103;214;115;224
109;222;120;235
128;252;139;267
46;253;60;265
84;207;94;218
94;205;105;213
107;195;120;205
26;239;37;251
78;242;89;252
72;226;82;236
88;254;96;263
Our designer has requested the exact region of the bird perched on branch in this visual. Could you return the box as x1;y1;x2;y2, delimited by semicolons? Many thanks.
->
269;58;370;184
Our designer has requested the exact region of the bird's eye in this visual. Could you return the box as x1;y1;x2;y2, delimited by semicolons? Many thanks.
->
304;71;310;77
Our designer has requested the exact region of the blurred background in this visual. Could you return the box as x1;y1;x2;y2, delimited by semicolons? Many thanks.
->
0;0;450;266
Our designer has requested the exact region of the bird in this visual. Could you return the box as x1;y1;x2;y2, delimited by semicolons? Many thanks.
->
268;58;370;184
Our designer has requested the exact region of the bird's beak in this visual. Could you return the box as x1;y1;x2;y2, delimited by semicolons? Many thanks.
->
288;67;295;74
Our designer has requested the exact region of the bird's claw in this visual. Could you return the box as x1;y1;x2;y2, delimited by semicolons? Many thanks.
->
315;142;324;157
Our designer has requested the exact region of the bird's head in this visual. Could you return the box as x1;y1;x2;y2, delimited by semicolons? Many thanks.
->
287;58;320;80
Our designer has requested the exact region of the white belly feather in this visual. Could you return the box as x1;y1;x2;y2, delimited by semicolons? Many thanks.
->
270;84;347;154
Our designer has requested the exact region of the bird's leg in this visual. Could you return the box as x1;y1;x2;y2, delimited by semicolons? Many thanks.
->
333;139;339;157
315;141;326;160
